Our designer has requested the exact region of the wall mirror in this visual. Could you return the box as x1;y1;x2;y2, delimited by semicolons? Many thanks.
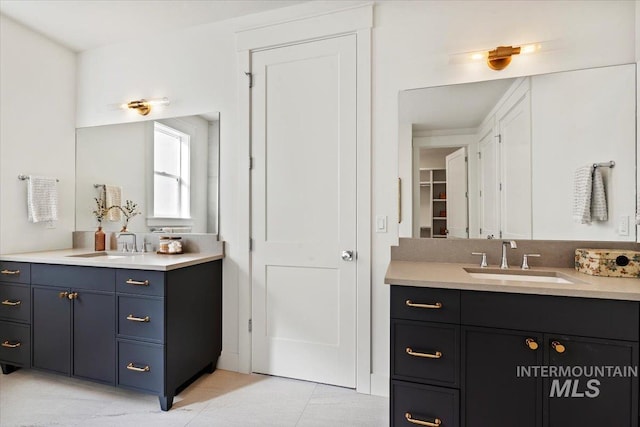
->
398;63;636;242
75;112;220;235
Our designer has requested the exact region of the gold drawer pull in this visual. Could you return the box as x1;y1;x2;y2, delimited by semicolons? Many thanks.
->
1;269;20;275
525;338;539;351
551;340;566;354
406;347;442;359
1;299;21;306
126;362;150;372
127;314;150;323
405;412;441;426
126;279;149;286
405;300;442;310
1;340;21;349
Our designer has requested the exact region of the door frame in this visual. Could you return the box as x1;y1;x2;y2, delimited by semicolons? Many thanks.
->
235;4;373;393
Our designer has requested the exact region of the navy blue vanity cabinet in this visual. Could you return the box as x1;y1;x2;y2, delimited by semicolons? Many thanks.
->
115;260;222;411
31;264;116;384
390;286;461;427
461;291;639;427
390;286;640;427
0;262;31;374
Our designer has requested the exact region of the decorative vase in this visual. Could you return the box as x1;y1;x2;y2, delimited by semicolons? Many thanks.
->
95;226;106;251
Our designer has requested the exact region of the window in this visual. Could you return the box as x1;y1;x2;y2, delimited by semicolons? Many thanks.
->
153;122;190;218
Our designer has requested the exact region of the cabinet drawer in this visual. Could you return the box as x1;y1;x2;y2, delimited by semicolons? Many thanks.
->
32;264;114;292
391;380;459;427
0;262;30;284
391;286;460;323
118;340;164;394
117;270;165;296
392;320;459;387
461;291;639;341
118;296;164;342
0;322;30;367
0;284;30;322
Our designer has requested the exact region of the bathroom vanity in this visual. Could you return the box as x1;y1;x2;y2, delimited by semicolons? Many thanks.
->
386;259;640;427
0;249;223;411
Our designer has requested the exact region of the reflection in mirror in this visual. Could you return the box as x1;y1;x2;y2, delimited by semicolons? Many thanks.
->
76;112;219;235
399;64;636;242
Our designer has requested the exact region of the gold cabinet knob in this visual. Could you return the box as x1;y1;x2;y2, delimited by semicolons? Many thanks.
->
59;291;69;299
551;340;566;353
68;292;79;300
525;338;539;350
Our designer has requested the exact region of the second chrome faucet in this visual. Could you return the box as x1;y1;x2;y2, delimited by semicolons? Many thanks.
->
500;240;517;269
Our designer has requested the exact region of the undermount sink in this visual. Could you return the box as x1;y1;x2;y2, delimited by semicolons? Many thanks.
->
463;267;579;284
67;251;137;260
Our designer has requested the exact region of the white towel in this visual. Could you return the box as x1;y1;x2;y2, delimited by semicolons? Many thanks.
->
27;176;58;223
590;167;608;221
104;185;122;221
572;166;592;224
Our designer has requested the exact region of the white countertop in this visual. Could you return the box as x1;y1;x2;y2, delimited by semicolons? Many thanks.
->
385;260;640;301
1;248;224;271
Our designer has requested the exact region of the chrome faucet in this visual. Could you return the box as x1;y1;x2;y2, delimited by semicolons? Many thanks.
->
500;240;517;269
116;232;137;253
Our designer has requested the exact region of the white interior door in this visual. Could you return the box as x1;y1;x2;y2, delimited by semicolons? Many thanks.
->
478;124;500;239
446;147;468;238
250;35;357;388
498;90;532;239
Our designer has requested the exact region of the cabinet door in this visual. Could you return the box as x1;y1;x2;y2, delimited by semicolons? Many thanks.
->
463;327;542;427
32;286;71;375
545;335;638;427
73;290;115;384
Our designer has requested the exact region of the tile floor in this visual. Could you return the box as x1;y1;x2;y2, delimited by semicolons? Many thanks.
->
0;368;389;426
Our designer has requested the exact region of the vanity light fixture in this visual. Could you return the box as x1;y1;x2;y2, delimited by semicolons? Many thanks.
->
123;97;170;116
466;43;542;70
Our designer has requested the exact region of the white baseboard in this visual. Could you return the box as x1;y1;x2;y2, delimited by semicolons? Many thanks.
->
370;373;390;397
216;351;239;372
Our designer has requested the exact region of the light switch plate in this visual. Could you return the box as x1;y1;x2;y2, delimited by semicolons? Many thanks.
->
618;215;629;236
376;215;387;233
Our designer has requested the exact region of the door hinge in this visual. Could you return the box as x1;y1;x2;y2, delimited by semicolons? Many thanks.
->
478;151;482;159
466;227;469;234
496;134;502;143
465;191;468;198
249;156;254;170
465;156;468;162
248;318;252;332
249;238;253;251
244;72;253;88
480;227;483;234
499;230;503;238
479;190;482;197
499;182;502;191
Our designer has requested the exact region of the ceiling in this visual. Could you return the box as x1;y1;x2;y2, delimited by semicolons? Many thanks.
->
399;78;515;133
0;0;306;52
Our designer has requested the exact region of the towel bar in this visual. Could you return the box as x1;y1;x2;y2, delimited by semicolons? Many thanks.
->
18;174;59;182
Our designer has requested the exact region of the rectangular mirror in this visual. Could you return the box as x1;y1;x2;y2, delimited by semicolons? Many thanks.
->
398;64;636;242
75;112;220;235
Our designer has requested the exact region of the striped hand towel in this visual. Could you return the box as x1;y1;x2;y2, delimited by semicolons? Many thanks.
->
572;166;592;224
590;167;608;221
105;185;122;221
27;176;58;223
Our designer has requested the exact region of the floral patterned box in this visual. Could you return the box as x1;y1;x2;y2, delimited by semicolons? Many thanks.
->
575;249;640;278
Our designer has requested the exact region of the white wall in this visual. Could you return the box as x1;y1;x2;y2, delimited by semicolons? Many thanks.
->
5;0;635;395
0;14;76;254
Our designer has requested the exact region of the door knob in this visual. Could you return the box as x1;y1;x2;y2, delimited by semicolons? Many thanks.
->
341;250;355;261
